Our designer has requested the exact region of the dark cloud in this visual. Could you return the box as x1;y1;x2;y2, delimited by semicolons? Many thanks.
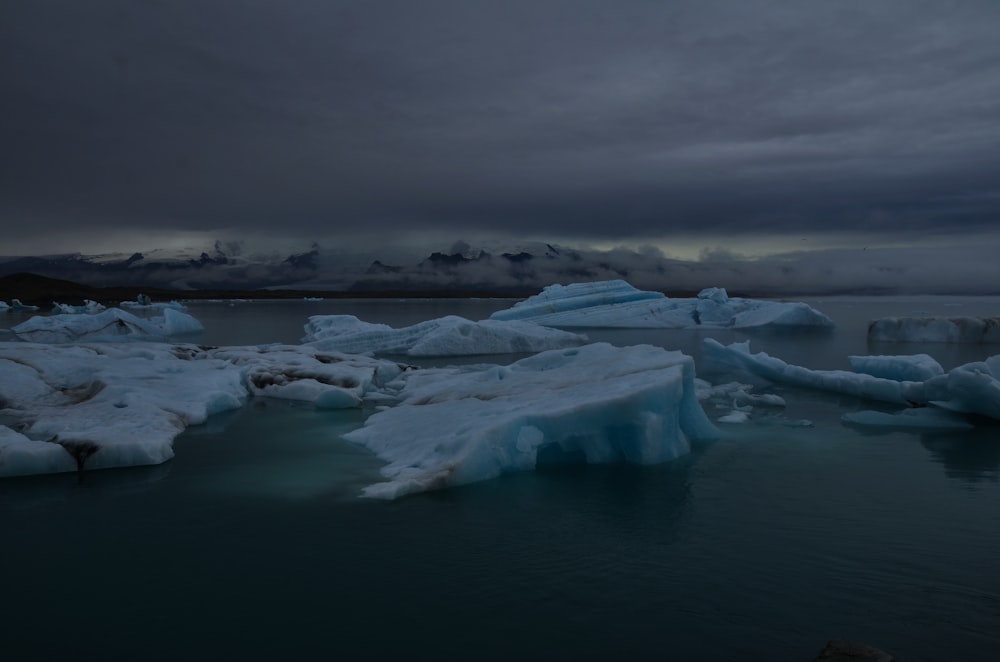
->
2;0;999;252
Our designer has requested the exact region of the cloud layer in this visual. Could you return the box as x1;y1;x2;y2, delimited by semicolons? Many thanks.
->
2;1;999;265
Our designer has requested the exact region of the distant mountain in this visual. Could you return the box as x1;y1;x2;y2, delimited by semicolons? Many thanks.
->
0;242;322;291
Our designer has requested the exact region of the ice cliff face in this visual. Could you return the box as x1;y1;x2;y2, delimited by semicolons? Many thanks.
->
345;343;719;498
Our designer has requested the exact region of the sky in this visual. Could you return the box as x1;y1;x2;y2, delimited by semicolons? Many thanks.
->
2;1;999;289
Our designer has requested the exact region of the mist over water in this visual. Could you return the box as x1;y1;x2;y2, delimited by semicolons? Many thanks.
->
3;296;1000;661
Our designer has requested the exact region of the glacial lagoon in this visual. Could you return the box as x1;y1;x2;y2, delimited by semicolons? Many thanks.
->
3;295;1000;660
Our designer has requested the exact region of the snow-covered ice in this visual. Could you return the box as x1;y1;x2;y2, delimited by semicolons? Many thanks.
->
303;314;588;356
490;280;834;329
12;307;204;343
344;343;719;499
0;342;406;477
869;317;1000;343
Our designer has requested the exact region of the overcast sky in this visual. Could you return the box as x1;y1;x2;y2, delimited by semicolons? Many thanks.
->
2;0;999;269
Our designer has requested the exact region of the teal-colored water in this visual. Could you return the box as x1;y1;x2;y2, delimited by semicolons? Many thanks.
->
3;296;1000;660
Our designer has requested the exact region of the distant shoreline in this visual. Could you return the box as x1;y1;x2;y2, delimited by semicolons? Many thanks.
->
0;271;913;308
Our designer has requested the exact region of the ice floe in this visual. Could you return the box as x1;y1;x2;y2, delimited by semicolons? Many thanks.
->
11;307;204;343
869;317;1000;343
344;343;719;499
0;342;407;477
848;354;944;382
703;338;1000;424
842;408;974;430
303;314;588;356
489;279;833;329
51;300;106;314
11;299;40;312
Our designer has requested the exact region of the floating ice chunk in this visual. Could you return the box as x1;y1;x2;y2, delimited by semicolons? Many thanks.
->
11;299;39;311
344;343;718;499
51;300;106;314
705;339;1000;423
303;314;587;356
842;407;974;430
0;342;406;477
208;345;406;408
925;358;1000;420
849;354;944;382
718;411;751;424
12;307;204;343
869;317;1000;343
490;280;833;329
702;339;926;405
120;298;187;312
0;343;248;476
0;300;9;311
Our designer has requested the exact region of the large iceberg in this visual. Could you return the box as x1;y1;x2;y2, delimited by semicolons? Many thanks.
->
869;317;1000;343
11;307;204;343
344;343;719;499
490;280;833;329
303;314;588;356
0;343;405;477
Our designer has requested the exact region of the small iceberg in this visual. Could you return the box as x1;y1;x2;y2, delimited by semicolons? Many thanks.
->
12;307;204;343
11;299;40;312
703;338;1000;423
490;280;833;329
303;314;588;356
51;300;107;315
869;317;1000;343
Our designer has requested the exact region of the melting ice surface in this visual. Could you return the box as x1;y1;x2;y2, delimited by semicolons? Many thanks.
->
344;343;718;498
302;314;587;356
489;279;834;329
0;342;404;477
12;307;204;343
703;338;1000;427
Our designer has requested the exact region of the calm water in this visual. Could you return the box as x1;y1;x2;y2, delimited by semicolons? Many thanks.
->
3;296;1000;661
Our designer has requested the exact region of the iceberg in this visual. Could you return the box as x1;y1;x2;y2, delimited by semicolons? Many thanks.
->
848;354;944;382
12;307;204;343
842;407;974;430
0;343;247;477
0;342;406;477
702;339;925;405
11;299;40;312
490;280;833;329
703;339;1000;423
120;298;188;312
303;314;588;356
51;300;106;314
0;300;9;311
208;345;407;408
869;317;1000;343
344;343;719;499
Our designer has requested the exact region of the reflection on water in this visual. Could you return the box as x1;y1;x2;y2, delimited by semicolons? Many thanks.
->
920;427;1000;484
